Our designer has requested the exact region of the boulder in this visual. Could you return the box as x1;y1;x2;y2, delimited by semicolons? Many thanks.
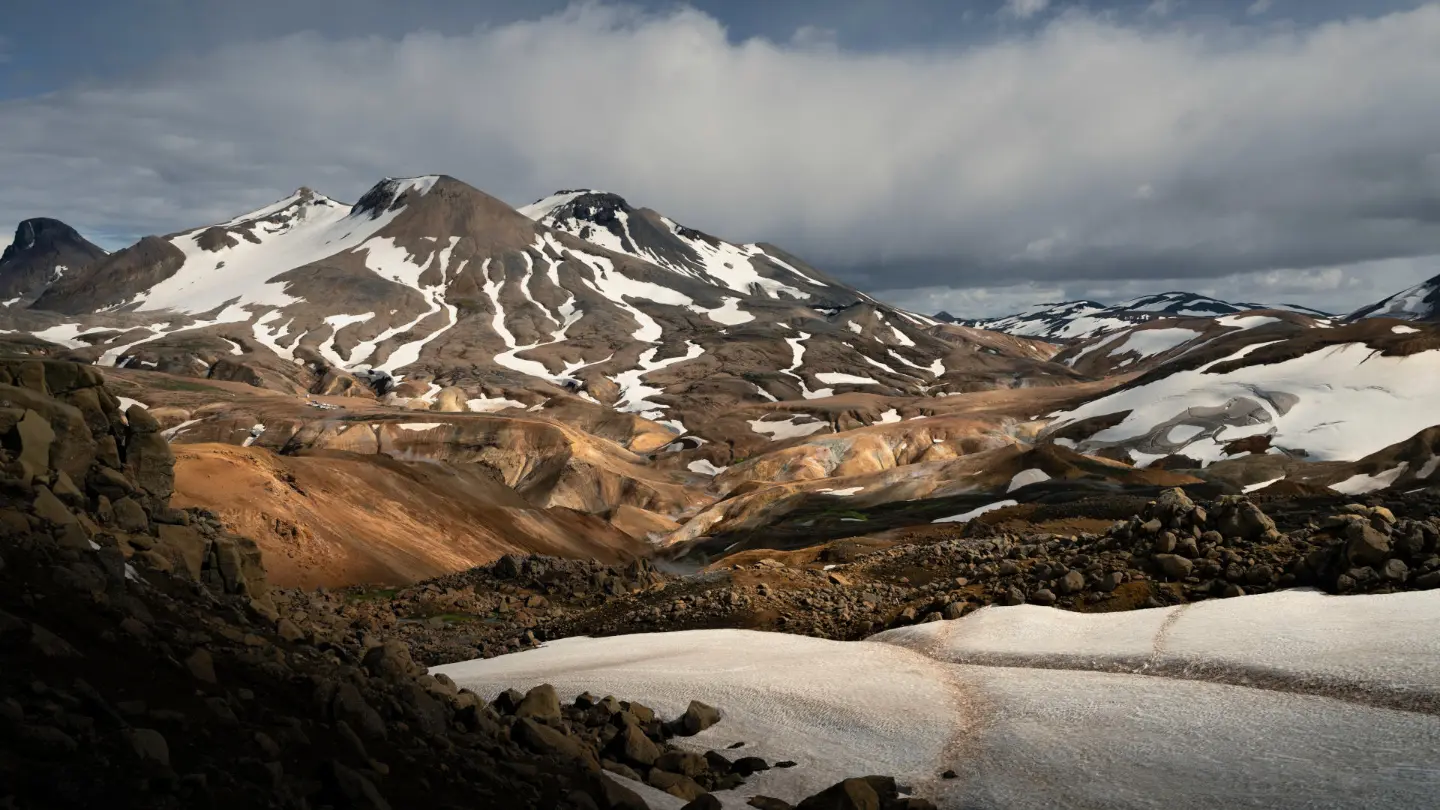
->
111;497;149;532
680;700;721;736
1214;496;1279;542
795;778;881;810
514;718;600;772
1153;554;1194;580
609;722;660;767
123;431;175;502
124;728;170;769
1345;522;1392;568
156;524;207;581
647;769;707;802
362;640;425;682
515;683;562;721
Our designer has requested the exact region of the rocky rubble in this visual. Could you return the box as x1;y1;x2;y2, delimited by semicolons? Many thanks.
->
286;485;1440;668
0;358;932;810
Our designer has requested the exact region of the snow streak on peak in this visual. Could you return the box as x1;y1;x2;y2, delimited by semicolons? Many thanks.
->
218;187;348;228
352;175;444;218
522;188;848;303
517;189;612;221
140;185;421;314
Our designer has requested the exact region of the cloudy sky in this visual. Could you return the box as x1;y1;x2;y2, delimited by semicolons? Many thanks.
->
2;0;1438;316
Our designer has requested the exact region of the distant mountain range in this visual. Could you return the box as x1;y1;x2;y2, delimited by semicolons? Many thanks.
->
938;292;1335;341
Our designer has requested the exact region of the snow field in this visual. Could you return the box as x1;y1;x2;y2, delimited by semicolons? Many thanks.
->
1050;341;1440;463
439;590;1440;809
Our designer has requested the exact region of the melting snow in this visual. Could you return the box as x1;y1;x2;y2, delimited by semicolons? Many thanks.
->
26;323;93;349
614;342;704;421
749;416;829;440
1393;325;1421;334
687;460;729;476
397;422;445;432
1006;468;1052;492
1166;424;1205;444
161;419;201;442
466;396;526;413
1085;327;1201;366
933;499;1019;523
438;591;1440;809
1051;342;1440;463
814;372;879;386
1243;477;1286;493
1331;463;1408;495
139;192;409;313
1216;314;1281;330
705;297;754;326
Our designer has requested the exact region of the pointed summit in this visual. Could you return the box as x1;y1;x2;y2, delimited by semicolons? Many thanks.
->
0;218;107;303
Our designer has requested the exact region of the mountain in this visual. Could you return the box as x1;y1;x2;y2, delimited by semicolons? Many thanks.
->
518;189;864;306
1052;310;1325;378
1347;273;1440;322
0;217;107;303
1041;318;1440;469
949;292;1332;341
2;174;1077;445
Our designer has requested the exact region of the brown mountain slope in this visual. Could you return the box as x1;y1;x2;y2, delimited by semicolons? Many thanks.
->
171;443;649;588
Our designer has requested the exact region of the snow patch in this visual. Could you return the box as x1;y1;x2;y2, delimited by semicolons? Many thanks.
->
1006;468;1052;493
466;396;526;413
1331;463;1408;495
814;372;879;386
749;417;829;441
687;459;729;476
1243;477;1285;493
933;499;1019;524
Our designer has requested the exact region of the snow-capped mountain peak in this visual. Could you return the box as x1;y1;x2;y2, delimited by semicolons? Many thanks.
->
520;188;857;303
1347;273;1440;322
952;293;1332;341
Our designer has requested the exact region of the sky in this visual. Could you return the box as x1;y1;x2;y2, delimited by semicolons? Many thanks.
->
1;0;1438;317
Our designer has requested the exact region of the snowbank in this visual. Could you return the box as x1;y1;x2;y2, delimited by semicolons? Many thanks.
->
438;590;1440;809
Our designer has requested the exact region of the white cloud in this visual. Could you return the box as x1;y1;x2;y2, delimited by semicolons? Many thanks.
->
1247;0;1275;16
1001;0;1051;20
0;3;1438;308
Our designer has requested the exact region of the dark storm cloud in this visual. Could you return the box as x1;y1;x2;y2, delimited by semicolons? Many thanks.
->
0;1;1438;317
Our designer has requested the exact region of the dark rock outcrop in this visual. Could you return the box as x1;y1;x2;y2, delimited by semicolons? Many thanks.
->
0;218;107;302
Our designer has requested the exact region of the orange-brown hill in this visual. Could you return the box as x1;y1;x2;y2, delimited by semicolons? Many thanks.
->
171;443;649;589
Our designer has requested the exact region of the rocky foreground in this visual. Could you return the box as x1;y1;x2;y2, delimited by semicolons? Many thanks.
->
274;484;1440;667
0;358;935;810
